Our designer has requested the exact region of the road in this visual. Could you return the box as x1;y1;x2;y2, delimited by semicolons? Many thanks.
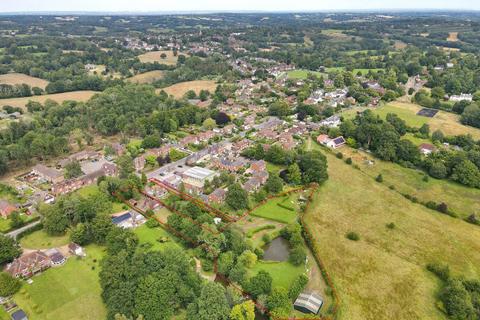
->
6;220;41;239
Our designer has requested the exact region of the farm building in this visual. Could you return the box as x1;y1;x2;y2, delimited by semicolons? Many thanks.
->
293;292;324;314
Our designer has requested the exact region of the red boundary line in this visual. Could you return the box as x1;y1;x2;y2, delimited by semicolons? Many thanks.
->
115;183;340;320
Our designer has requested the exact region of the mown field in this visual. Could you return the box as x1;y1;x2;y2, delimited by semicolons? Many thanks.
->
0;91;98;110
134;223;181;251
156;80;217;98
250;193;300;224
127;70;164;84
138;50;188;65
286;69;324;79
20;230;70;249
0;73;49;89
304;150;480;320
342;101;480;139
13;245;107;320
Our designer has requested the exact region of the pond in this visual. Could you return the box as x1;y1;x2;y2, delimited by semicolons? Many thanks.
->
262;237;290;262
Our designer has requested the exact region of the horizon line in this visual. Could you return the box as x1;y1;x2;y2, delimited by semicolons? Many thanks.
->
0;8;479;15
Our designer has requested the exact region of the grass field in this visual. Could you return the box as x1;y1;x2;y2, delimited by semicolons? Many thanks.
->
447;32;459;42
336;146;480;220
0;213;38;233
20;230;70;249
134;224;181;251
342;101;480;139
156;80;217;98
0;73;49;89
304;150;480;320
250;193;299;224
286;69;324;79
127;70;164;84
14;245;107;320
249;260;306;290
326;67;384;75
0;91;98;110
138;50;187;65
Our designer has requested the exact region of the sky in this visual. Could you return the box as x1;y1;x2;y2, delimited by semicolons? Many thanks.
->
0;0;478;13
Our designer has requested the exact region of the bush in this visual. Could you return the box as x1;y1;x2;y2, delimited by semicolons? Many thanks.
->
423;175;429;182
145;219;160;228
0;272;22;297
345;158;352;165
289;246;307;266
375;174;383;182
202;259;214;272
388;185;396;190
427;262;451;281
262;233;271;244
288;274;309;300
336;152;343;159
437;202;448;214
346;232;360;241
386;222;396;229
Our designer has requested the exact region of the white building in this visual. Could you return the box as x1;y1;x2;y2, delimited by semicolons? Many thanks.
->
449;94;473;102
182;166;218;189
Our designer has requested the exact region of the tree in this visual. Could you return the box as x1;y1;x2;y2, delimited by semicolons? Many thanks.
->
286;163;302;185
432;130;444;142
65;161;84;179
189;282;230;320
419;123;430;137
245;270;272;298
268;100;290;117
441;279;476;320
135;272;177;320
237;250;257;268
266;287;291;318
226;183;249;210
215;112;231;126
289;246;307;266
229;300;255;320
0;272;21;297
9;211;23;229
0;235;21;265
217;251;235;276
265;175;283;194
451;160;480;188
429;161;448;179
141;135;161;149
297;151;328;184
117;155;135;178
202;118;216;130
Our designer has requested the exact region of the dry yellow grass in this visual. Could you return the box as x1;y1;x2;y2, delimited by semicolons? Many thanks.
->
0;73;49;89
447;32;459;42
388;101;480;139
156;80;217;98
127;70;165;84
0;91;98;110
138;50;188;65
305;150;480;320
394;40;407;50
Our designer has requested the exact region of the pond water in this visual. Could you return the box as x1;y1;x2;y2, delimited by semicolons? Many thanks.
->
262;237;290;262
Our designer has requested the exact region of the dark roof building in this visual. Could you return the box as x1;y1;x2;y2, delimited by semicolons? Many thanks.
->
293;292;323;315
11;309;28;320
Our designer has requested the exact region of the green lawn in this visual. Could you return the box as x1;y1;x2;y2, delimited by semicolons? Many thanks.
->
266;162;284;175
134;224;181;251
20;230;70;249
0;214;39;233
75;185;126;213
286;69;324;79
250;194;299;224
249;261;306;290
14;245;107;320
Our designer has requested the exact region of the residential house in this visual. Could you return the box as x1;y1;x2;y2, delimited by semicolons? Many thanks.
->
326;136;346;149
31;165;64;184
316;134;330;144
51;163;117;195
0;200;16;219
208;188;226;203
250;160;266;173
214;158;248;172
243;177;262;193
320;115;341;128
134;156;146;172
4;251;51;278
449;94;473;102
45;249;66;266
111;143;126;156
419;143;436;155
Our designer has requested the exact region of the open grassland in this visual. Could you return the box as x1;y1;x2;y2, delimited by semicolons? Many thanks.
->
138;50;187;65
0;73;49;89
250;193;300;224
343;101;480;139
337;146;480;219
20;230;70;249
286;69;324;79
14;245;107;320
127;70;164;84
0;91;98;110
156;80;217;98
304;151;480;320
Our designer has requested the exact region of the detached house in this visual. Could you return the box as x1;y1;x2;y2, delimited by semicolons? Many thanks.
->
208;188;226;203
0;200;17;218
317;135;346;149
4;251;51;278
